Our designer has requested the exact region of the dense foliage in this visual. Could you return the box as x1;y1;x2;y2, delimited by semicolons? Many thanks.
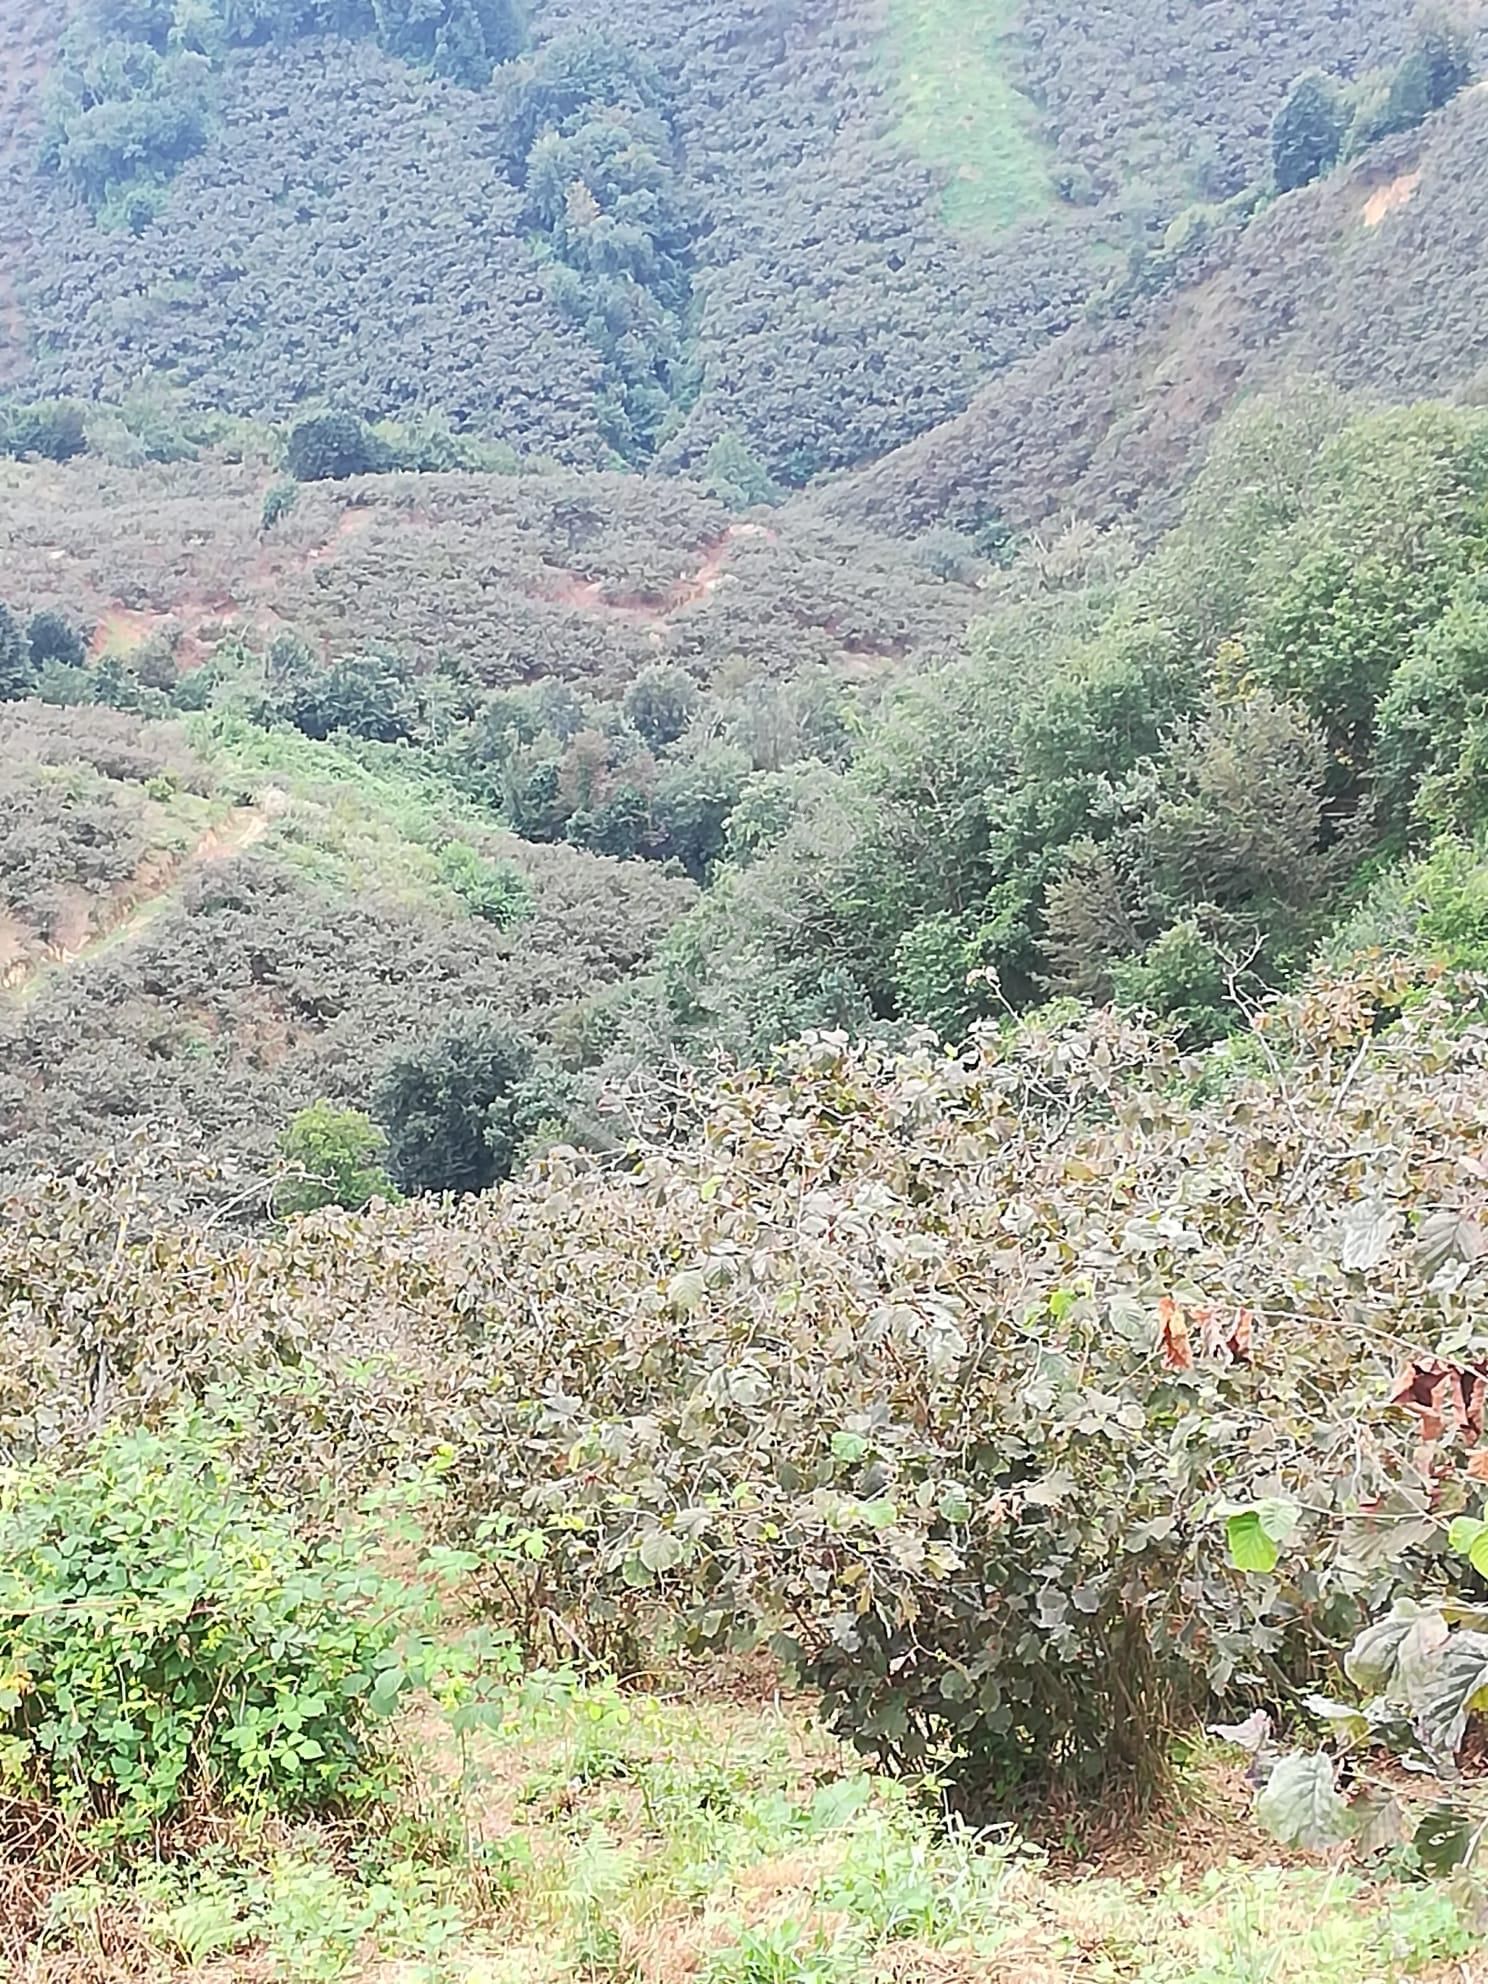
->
5;964;1488;1809
0;1421;435;1839
45;0;529;215
12;0;1104;480
0;700;690;1192
9;0;1488;1947
671;397;1488;1056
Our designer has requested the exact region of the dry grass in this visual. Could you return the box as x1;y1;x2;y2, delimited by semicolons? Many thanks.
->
4;1685;1484;1984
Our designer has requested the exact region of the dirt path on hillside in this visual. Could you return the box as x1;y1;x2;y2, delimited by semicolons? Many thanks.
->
90;509;772;668
3;800;277;995
539;521;776;625
91;508;378;668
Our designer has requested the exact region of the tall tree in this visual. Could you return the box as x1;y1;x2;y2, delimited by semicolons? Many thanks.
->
1271;71;1346;193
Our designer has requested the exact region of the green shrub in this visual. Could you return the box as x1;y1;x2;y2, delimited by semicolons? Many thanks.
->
0;603;35;701
1;398;89;463
260;478;300;531
1375;572;1488;832
1109;917;1232;1041
0;1421;431;1841
1330;836;1488;976
436;841;533;926
703;430;779;511
277;1101;398;1214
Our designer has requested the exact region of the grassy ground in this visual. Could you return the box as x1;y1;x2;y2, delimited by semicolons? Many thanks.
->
190;715;526;920
17;1674;1484;1984
879;0;1056;234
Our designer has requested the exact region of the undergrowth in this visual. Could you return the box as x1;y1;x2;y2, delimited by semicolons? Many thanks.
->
13;1678;1478;1982
191;713;530;919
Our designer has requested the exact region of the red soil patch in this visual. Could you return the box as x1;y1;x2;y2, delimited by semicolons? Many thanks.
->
537;521;777;624
300;505;375;568
88;505;376;672
1;803;276;992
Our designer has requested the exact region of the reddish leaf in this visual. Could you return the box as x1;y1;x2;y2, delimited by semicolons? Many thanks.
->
1158;1296;1193;1372
1200;1305;1253;1366
1392;1361;1453;1443
1467;1451;1488;1482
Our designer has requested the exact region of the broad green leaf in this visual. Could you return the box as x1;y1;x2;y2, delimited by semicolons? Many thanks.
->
1227;1510;1279;1574
638;1530;684;1575
1414;1806;1480;1875
831;1431;868;1464
1449;1516;1488;1579
1345;1602;1447;1696
1256;1498;1301;1546
666;1270;707;1313
1255;1752;1352;1850
1339;1200;1400;1274
1412;1629;1488;1760
1208;1709;1270;1754
1417;1210;1488;1282
1338;1498;1437;1574
1303;1694;1370;1747
1353;1792;1409;1857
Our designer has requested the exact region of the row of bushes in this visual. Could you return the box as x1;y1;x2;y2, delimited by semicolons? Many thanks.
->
3;960;1484;1833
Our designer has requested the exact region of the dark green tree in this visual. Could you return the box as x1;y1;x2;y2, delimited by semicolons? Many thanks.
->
27;610;86;672
374;1016;537;1196
260;480;299;531
285;412;384;481
1271;71;1347;193
1383;16;1474;134
623;663;699;751
0;605;35;701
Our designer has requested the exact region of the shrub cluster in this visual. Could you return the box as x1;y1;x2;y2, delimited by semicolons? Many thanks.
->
5;967;1483;1807
0;1419;434;1841
680;396;1488;1054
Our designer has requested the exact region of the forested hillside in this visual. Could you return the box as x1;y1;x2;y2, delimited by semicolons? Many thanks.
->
0;0;1484;1200
0;0;1453;483
15;3;1488;1977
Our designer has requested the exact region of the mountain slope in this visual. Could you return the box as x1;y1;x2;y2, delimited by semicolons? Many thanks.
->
3;0;1430;486
819;89;1488;539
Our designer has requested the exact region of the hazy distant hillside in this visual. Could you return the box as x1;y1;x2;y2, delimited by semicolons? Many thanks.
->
822;87;1488;538
3;0;1487;1199
0;0;1434;487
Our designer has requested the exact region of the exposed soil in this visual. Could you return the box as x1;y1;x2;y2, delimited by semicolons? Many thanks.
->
1;801;277;994
536;521;777;625
298;504;376;569
89;506;379;670
1362;168;1423;226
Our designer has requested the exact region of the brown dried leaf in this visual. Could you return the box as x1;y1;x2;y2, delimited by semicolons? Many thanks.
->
1157;1295;1193;1372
